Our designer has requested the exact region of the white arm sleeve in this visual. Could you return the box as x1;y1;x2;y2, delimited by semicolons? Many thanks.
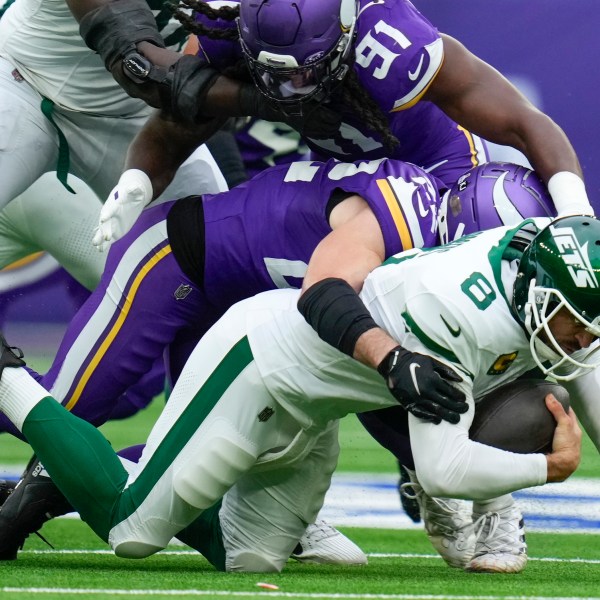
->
409;393;547;501
564;368;600;454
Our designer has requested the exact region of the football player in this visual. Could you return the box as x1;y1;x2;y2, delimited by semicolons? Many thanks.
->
0;158;555;567
0;214;593;573
76;0;592;248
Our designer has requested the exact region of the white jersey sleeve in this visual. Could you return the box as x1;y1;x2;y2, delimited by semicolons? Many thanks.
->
0;0;185;115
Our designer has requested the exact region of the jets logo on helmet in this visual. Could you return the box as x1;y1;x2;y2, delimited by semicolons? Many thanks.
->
551;225;599;289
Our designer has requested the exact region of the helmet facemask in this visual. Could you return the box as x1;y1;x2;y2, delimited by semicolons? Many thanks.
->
522;280;600;380
512;216;600;380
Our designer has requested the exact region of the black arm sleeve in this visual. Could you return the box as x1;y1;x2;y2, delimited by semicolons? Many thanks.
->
297;278;378;357
79;0;165;70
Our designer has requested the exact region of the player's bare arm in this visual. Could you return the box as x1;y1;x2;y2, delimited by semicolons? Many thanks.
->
298;204;467;424
124;111;225;200
302;198;385;293
425;35;592;216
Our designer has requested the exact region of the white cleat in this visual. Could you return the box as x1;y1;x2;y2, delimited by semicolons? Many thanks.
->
401;468;475;569
467;500;527;574
290;520;367;565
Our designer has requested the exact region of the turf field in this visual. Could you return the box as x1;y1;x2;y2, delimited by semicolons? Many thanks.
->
1;343;600;599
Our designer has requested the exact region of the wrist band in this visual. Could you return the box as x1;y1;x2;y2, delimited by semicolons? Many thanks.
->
547;171;594;217
298;278;378;357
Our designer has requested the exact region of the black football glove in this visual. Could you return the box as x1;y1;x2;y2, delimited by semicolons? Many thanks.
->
0;332;25;380
238;84;341;139
378;346;467;425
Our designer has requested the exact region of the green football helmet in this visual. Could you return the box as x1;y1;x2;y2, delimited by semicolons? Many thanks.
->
513;215;600;380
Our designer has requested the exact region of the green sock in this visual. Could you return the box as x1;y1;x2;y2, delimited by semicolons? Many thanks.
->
22;397;127;541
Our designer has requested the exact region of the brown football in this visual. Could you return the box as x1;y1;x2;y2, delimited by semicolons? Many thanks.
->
470;379;570;454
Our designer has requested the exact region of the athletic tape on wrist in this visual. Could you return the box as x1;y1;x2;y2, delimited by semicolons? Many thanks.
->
547;171;594;216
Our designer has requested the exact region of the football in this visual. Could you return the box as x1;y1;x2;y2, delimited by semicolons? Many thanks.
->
470;379;570;454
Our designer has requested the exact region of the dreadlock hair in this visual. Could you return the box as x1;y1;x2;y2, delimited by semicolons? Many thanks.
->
169;0;239;41
170;0;399;150
339;68;399;151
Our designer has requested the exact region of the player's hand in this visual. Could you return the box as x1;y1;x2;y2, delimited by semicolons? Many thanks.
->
237;84;341;139
545;394;581;482
93;169;153;252
377;346;467;424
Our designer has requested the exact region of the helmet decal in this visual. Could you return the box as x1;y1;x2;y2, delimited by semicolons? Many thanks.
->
549;224;599;290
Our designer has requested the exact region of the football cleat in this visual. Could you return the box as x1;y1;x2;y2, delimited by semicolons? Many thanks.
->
467;499;527;573
0;331;25;380
0;479;16;506
290;520;367;565
401;468;476;568
0;455;73;560
398;463;421;523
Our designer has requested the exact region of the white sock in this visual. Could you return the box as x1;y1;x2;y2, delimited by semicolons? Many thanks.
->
0;368;49;431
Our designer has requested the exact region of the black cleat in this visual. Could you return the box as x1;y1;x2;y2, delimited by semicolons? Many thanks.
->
0;480;16;506
0;332;25;380
0;455;73;560
398;463;422;524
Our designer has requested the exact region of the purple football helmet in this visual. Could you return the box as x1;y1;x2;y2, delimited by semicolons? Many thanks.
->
439;162;556;244
238;0;358;103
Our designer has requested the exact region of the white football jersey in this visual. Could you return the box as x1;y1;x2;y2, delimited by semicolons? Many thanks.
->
248;219;551;426
0;0;185;115
362;219;551;400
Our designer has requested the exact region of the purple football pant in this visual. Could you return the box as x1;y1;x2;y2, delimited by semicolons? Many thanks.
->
0;202;220;438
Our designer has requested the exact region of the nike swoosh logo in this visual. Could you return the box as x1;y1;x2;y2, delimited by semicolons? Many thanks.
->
409;362;421;395
416;192;429;218
492;171;523;225
408;53;425;81
440;315;461;337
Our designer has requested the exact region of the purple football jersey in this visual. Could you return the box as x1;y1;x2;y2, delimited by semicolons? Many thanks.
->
196;0;488;187
234;119;309;179
201;158;442;308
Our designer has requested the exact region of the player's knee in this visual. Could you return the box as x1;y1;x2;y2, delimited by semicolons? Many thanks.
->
173;429;257;510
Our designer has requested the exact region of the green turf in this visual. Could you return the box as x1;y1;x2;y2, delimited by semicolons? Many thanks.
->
1;359;600;598
2;521;600;599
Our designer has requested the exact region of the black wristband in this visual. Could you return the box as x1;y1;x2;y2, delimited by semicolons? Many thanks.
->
298;278;378;357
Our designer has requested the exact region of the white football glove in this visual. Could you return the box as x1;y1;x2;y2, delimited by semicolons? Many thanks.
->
93;169;153;252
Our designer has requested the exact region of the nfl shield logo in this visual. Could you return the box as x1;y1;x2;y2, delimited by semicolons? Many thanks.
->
258;407;274;422
174;284;192;300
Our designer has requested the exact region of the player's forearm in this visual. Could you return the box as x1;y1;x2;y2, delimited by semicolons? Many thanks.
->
351;328;400;369
410;415;548;499
124;112;224;199
430;35;592;215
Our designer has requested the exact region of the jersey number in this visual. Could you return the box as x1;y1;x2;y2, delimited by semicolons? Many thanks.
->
264;258;308;289
461;272;497;310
